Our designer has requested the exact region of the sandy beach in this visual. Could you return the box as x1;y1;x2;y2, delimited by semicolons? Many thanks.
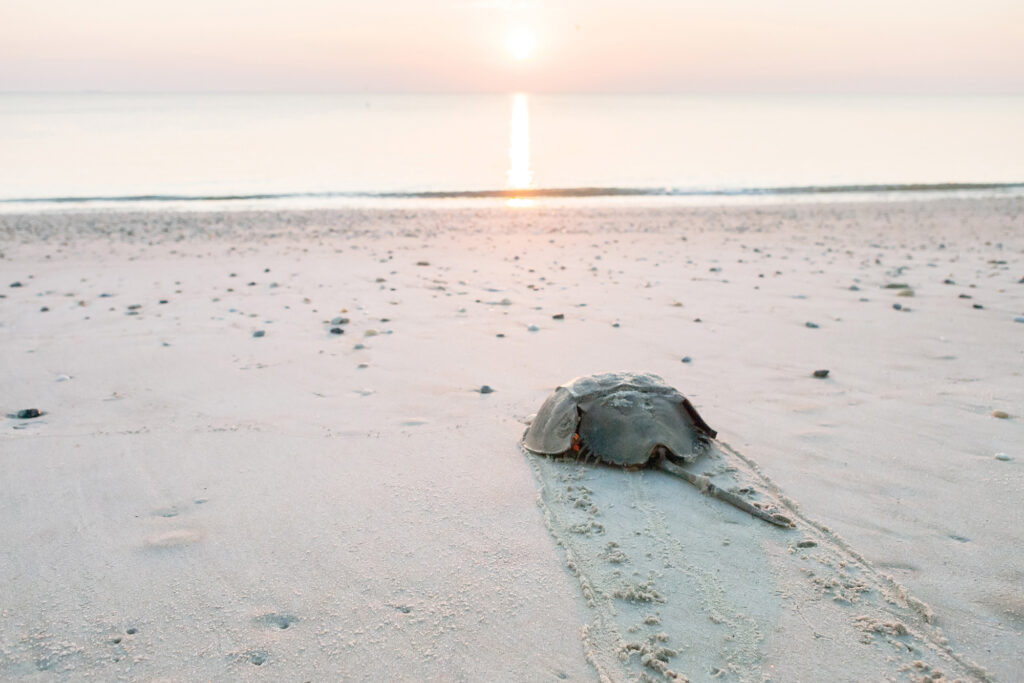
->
1;197;1022;681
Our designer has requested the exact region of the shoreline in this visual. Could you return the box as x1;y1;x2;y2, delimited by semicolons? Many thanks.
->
2;184;1023;216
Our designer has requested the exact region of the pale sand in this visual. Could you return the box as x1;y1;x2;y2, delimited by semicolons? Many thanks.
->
0;198;1021;681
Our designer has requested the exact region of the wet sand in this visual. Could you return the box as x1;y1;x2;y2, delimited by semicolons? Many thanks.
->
1;197;1021;680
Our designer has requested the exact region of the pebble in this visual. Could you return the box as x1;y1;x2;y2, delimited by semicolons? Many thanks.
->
527;324;540;332
9;281;22;288
16;409;41;419
252;330;265;338
330;327;344;335
496;333;505;338
479;385;494;394
40;306;49;312
364;329;379;337
892;303;902;311
353;343;365;350
416;261;430;266
848;285;860;291
159;299;168;304
612;322;620;328
57;375;70;382
681;356;692;364
1014;316;1024;323
805;321;819;328
973;303;984;309
943;279;955;285
992;410;1009;419
813;369;830;378
796;540;817;548
995;453;1011;462
331;316;350;325
552;313;565;320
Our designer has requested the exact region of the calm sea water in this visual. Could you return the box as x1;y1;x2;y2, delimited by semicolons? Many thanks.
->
2;93;1023;209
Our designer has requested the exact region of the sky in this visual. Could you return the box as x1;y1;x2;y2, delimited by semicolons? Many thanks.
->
1;0;1022;93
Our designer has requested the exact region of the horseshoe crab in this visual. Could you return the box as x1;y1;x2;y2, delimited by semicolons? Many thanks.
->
522;372;792;527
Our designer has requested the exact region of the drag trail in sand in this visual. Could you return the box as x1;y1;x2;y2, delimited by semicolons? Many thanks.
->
530;439;989;682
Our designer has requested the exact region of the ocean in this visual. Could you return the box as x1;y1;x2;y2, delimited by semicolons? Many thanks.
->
2;93;1023;210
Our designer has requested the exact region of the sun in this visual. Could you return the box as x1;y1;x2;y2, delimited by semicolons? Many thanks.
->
507;28;536;61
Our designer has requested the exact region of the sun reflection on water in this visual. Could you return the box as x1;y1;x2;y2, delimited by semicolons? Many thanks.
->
507;93;533;206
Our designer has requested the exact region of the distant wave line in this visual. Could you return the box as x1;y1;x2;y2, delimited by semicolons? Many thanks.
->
3;182;1023;204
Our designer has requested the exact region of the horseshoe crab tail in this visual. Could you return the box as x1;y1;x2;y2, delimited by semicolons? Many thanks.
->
654;450;794;528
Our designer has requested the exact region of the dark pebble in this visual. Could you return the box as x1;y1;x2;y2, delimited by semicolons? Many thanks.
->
813;369;829;378
796;540;817;548
693;318;702;323
552;313;565;320
331;316;350;325
9;282;22;288
496;333;505;338
848;285;860;291
681;356;692;363
40;306;49;312
805;321;819;328
127;304;141;310
959;294;972;299
330;327;344;335
16;409;41;419
159;299;168;304
479;385;494;394
943;279;955;285
612;322;620;328
973;303;984;309
253;330;265;338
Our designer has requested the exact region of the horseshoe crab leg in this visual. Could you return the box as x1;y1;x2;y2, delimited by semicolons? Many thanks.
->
655;451;794;528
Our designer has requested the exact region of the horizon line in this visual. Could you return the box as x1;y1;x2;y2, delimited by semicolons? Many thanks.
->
3;89;1023;97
